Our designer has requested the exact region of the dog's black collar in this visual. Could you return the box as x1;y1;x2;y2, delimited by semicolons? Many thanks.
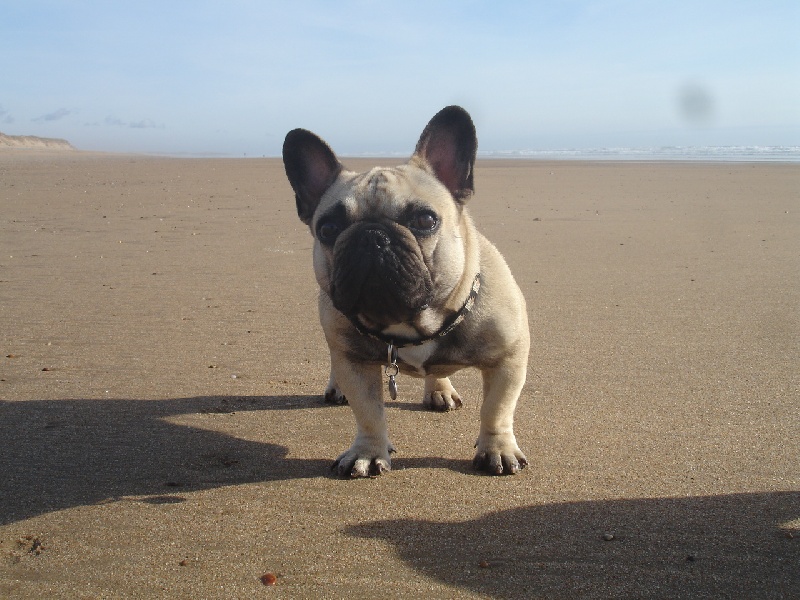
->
347;273;481;349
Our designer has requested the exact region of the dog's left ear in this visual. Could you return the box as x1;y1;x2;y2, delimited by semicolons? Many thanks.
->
412;105;477;202
283;129;343;224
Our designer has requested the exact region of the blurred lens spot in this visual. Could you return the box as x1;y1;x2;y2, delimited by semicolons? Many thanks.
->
678;83;714;124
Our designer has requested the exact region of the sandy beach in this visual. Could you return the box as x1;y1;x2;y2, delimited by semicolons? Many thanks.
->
1;150;798;598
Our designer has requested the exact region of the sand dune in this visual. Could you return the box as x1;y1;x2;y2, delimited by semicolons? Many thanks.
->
0;131;75;150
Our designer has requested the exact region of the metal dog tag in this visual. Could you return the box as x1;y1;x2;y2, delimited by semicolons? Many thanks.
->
385;344;399;400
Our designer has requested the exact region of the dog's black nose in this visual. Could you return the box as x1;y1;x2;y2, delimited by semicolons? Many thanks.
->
360;228;391;250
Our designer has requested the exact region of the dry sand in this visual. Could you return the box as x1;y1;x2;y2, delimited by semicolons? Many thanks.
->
1;150;798;598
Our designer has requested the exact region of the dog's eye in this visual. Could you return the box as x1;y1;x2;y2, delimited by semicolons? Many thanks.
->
409;211;439;233
317;221;341;244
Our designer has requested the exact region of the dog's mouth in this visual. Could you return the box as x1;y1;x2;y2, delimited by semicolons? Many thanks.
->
329;222;433;328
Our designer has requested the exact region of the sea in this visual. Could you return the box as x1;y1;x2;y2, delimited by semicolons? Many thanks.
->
175;145;800;162
477;145;800;162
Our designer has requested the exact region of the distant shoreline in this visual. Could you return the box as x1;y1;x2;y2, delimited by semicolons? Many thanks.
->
2;137;797;163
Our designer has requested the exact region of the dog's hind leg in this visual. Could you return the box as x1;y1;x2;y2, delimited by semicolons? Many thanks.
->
323;370;347;405
423;375;463;411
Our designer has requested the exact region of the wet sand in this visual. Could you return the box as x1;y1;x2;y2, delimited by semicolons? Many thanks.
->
1;151;798;598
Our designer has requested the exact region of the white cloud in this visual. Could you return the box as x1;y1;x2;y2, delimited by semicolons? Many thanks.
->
34;108;74;122
129;119;159;129
100;116;163;129
0;104;12;124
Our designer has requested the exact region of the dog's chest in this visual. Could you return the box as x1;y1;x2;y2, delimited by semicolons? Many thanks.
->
397;342;437;375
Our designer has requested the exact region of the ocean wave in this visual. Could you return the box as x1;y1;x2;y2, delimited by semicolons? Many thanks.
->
478;146;800;162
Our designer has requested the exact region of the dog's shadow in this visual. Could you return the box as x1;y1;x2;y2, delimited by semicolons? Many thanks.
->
0;395;334;525
347;491;800;598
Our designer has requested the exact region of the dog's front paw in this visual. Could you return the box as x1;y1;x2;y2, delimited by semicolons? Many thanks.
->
331;439;396;478
423;376;463;412
473;433;527;475
323;378;347;405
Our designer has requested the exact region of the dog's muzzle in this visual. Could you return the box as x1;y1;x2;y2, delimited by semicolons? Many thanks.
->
330;222;433;327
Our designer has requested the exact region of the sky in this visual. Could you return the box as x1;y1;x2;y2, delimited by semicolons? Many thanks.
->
1;1;798;156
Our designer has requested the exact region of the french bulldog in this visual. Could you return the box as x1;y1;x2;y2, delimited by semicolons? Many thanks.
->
282;106;529;477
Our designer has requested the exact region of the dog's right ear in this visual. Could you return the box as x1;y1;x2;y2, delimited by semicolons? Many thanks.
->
283;129;343;224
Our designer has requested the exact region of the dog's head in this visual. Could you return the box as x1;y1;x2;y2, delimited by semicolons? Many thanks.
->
283;106;477;331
